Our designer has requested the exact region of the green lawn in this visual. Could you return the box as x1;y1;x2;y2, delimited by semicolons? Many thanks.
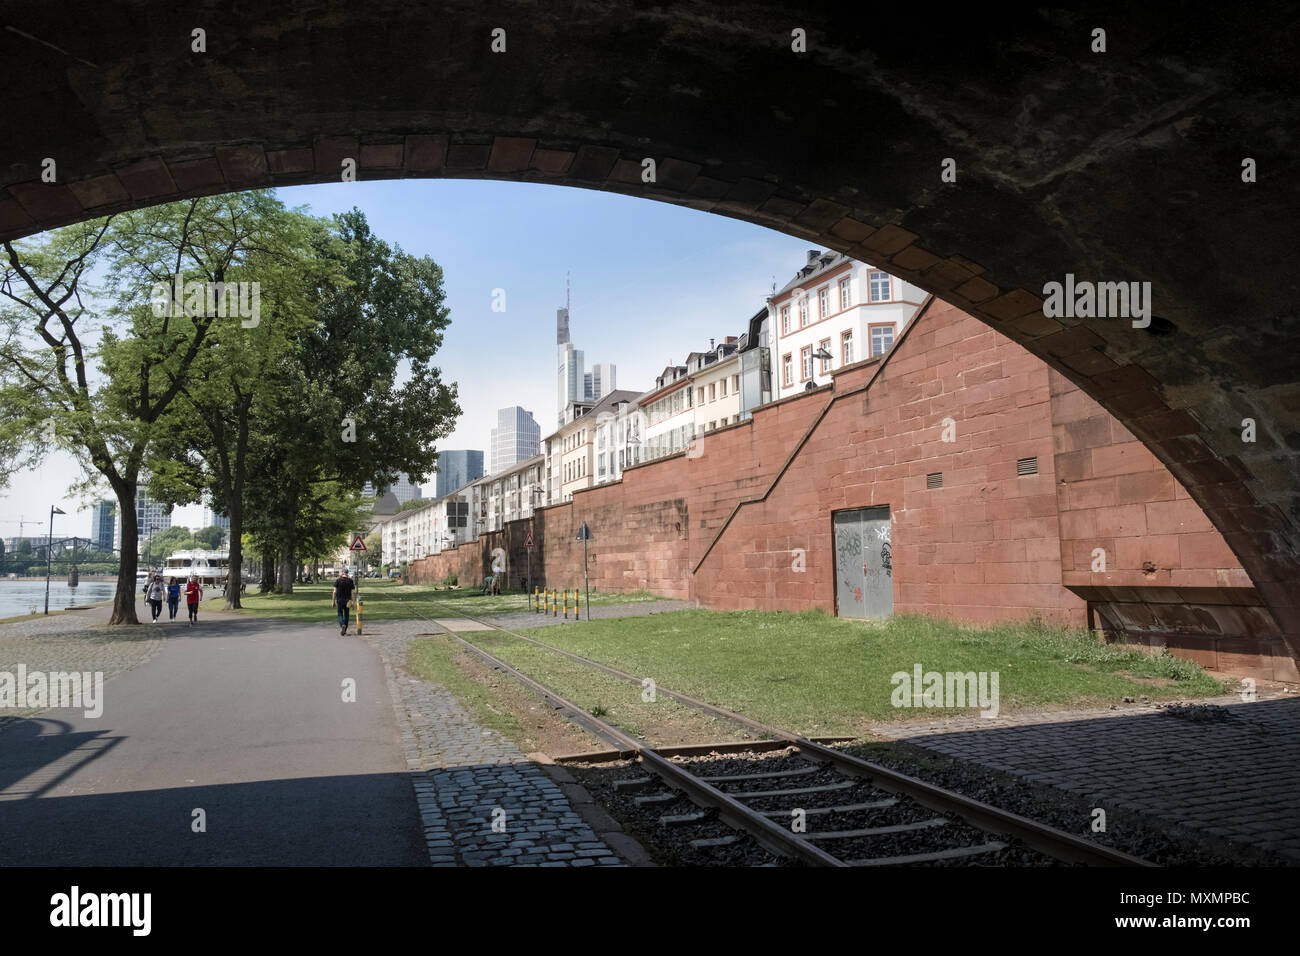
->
228;578;662;623
450;609;1233;738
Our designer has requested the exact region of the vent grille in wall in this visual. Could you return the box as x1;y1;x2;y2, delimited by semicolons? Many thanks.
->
926;472;943;489
1017;457;1039;476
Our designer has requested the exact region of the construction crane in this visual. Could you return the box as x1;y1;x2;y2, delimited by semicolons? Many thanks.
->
0;516;33;540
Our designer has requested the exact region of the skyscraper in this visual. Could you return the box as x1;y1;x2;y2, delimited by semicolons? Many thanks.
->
91;499;116;552
202;505;231;532
490;407;541;473
113;486;172;556
558;342;585;427
362;473;423;503
589;362;616;401
434;451;484;499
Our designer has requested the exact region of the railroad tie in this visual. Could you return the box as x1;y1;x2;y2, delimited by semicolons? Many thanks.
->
801;818;950;841
757;798;898;818
846;842;1007;867
660;810;710;826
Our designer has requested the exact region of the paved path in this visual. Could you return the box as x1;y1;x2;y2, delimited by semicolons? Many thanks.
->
0;608;424;865
364;619;623;866
874;693;1300;862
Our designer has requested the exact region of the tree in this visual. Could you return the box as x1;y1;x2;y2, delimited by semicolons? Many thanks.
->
363;530;382;570
243;209;459;593
145;196;324;608
146;525;195;558
193;525;225;549
0;195;296;624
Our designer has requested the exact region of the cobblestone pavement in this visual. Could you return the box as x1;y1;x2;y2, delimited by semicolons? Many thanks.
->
0;602;162;730
477;598;692;630
874;692;1300;862
362;618;626;867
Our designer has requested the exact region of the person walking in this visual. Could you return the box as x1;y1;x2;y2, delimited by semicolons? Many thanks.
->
145;574;165;623
332;568;356;636
166;576;181;621
184;573;203;626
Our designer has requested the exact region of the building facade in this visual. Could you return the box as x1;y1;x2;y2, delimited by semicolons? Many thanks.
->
489;407;540;474
769;249;924;400
544;389;642;503
473;454;546;532
113;486;172;556
91;499;116;552
363;473;424;504
434;451;484;499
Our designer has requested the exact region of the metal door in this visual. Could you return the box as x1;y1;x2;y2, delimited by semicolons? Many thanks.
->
833;506;892;619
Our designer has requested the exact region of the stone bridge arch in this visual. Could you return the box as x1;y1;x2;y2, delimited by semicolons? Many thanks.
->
3;2;1298;656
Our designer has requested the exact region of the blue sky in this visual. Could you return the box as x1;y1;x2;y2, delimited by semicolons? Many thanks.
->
0;179;816;538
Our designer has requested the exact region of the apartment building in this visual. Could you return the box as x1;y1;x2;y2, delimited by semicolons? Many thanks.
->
543;389;643;503
770;249;924;399
473;453;546;532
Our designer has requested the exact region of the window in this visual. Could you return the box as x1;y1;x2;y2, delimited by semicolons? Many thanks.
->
708;383;716;402
719;378;727;398
781;305;790;335
841;330;854;365
732;374;739;392
839;276;852;310
870;324;895;356
798;296;809;327
782;353;793;386
818;286;829;319
869;271;891;302
800;345;813;381
819;338;832;373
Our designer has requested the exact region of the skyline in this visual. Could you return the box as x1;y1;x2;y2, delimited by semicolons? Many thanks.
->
0;178;818;538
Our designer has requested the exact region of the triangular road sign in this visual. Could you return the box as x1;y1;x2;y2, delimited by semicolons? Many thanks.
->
349;533;367;551
576;521;592;541
524;530;535;549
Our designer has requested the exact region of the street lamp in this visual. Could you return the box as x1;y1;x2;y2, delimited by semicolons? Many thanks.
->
810;346;834;388
43;506;65;615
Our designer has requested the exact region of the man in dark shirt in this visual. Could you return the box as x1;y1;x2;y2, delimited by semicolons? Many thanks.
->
332;568;357;636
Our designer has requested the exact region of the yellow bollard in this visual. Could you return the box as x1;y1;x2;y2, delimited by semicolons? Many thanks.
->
534;587;539;612
563;589;569;620
356;595;363;635
552;589;557;617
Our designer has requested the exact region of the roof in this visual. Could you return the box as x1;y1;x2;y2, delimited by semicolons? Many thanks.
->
587;388;642;417
774;248;855;298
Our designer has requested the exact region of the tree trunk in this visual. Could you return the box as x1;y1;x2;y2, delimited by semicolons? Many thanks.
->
277;542;295;594
108;479;141;625
259;546;275;592
224;497;244;610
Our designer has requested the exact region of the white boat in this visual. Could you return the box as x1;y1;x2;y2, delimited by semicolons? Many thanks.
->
162;549;230;586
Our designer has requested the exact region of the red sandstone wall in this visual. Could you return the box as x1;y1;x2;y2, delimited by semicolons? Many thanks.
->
1051;367;1249;590
399;298;1285;677
1048;367;1293;680
694;299;1079;624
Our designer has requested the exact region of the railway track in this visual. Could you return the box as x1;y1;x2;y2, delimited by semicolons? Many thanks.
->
395;596;1155;867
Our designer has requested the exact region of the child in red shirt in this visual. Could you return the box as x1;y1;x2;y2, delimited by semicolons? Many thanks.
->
185;575;203;626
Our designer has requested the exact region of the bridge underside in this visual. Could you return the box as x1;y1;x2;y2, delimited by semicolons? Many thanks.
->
3;2;1298;658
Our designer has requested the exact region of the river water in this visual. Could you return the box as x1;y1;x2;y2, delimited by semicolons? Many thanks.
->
0;580;118;618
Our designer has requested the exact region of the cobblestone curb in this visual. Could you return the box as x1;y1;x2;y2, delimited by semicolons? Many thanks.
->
362;620;626;867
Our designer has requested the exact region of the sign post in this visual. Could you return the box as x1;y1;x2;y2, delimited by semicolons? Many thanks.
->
575;521;592;621
524;527;536;612
349;532;367;634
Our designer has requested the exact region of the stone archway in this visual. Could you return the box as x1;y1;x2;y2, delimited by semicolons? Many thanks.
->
3;1;1298;656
